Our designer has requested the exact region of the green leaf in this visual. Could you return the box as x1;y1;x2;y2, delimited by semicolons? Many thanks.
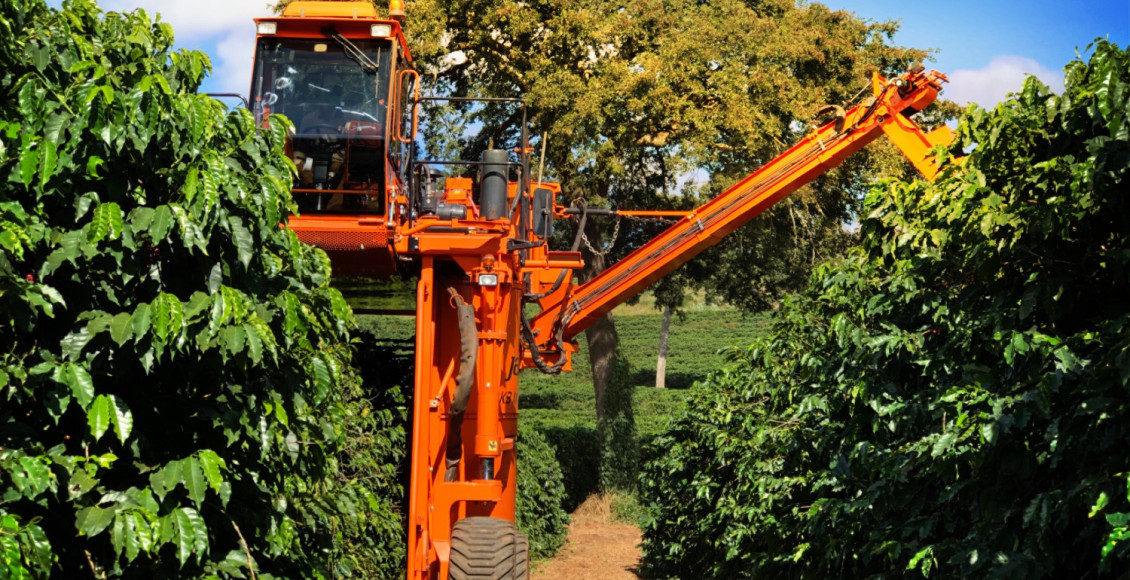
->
110;311;133;346
108;395;133;443
76;505;115;538
311;354;333;404
207;262;223;294
228;216;253;267
907;545;934;572
221;324;246;356
152;293;184;343
130;511;155;559
150;205;173;240
131;303;152;338
67;468;98;500
197;450;226;494
246;316;277;360
38;141;57;188
60;324;93;360
1107;513;1130;528
111;513;127;558
18;521;52;574
182;457;207;507
88;202;124;243
16;456;52;498
243;322;263;363
19;146;39;187
982;421;998;444
58;230;86;262
86;155;104;178
88;394;111;441
1092;492;1110;517
172;507;208;566
931;433;957;457
56;363;94;410
183;166;199;202
149;460;182;502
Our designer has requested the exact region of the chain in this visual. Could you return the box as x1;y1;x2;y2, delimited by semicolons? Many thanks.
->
580;215;621;257
622;213;680;226
577;210;682;257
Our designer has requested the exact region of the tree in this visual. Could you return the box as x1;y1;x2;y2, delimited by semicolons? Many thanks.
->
655;304;672;388
0;1;403;577
651;273;688;389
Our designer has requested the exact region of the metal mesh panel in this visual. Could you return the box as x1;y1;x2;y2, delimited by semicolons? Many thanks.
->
295;228;390;251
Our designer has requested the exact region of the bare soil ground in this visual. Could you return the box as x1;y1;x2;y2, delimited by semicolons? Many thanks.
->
532;495;643;580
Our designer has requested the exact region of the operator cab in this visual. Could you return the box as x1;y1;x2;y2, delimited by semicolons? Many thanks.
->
250;2;411;216
250;2;413;276
252;36;390;212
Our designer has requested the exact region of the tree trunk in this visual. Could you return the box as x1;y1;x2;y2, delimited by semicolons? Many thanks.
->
655;304;672;389
580;217;619;421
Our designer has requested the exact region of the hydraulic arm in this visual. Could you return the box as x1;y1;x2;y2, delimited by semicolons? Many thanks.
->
525;67;954;355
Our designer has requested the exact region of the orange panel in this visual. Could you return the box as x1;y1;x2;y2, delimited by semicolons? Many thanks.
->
287;215;398;277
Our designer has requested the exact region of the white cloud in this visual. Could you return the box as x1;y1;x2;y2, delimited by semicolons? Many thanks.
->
214;29;258;93
100;1;265;92
943;56;1066;107
99;0;264;40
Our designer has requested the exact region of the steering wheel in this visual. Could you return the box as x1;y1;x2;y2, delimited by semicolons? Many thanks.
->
302;123;340;137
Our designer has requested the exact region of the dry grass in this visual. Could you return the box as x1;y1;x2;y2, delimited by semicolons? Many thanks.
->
571;493;615;524
531;492;643;580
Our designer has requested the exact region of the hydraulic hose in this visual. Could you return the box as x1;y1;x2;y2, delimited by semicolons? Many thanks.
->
519;198;591;374
444;287;478;482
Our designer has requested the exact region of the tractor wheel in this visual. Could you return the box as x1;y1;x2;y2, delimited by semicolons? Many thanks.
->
449;517;529;579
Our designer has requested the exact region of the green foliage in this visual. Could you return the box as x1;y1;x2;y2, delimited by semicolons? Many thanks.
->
327;328;410;579
599;356;638;493
515;425;570;560
1092;475;1130;562
640;40;1130;579
0;1;401;577
529;424;601;512
608;491;649;528
519;307;769;508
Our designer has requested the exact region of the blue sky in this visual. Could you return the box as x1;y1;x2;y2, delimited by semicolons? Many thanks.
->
826;0;1129;105
58;0;1130;106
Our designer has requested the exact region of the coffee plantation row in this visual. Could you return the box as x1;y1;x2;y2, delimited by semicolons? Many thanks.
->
639;40;1130;579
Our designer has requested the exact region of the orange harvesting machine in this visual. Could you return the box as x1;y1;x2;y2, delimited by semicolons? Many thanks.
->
245;1;954;577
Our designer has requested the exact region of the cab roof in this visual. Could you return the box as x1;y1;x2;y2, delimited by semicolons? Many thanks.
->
281;1;379;19
257;1;412;61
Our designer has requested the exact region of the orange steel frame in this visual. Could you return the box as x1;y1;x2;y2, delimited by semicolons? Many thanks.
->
251;4;955;579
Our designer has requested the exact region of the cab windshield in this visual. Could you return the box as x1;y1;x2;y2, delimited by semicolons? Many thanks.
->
251;37;393;213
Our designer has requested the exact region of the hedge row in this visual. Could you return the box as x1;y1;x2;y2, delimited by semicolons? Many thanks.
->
0;1;404;577
640;40;1130;579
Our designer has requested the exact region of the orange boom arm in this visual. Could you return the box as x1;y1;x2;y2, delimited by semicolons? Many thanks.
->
526;68;954;348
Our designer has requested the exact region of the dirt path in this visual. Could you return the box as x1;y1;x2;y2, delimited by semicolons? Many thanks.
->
532;496;643;580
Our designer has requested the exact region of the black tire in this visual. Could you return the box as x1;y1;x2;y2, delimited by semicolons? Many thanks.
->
449;517;530;579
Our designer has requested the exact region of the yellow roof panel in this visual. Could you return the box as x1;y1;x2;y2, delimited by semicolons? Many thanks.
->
281;1;380;19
